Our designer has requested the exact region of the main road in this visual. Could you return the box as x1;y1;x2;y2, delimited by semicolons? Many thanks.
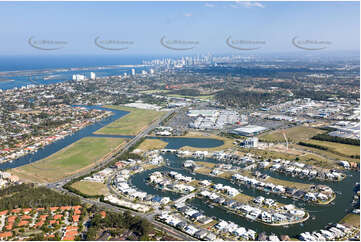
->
47;109;197;240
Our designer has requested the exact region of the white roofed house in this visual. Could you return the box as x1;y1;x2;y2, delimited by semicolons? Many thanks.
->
160;197;171;204
305;192;317;202
317;193;329;202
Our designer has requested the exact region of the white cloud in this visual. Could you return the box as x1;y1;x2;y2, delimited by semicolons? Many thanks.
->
231;1;265;9
184;13;192;17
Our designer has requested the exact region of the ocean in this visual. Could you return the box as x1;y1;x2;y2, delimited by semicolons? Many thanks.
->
0;55;161;90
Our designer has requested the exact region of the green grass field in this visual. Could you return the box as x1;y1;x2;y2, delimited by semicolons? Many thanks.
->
95;105;166;135
70;181;110;196
292;143;360;164
136;139;168;152
10;137;124;183
259;126;326;143
302;139;360;158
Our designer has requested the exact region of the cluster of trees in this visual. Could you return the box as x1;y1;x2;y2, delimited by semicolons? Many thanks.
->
298;141;328;151
85;209;151;241
0;184;81;210
215;89;273;108
312;133;360;146
167;88;201;96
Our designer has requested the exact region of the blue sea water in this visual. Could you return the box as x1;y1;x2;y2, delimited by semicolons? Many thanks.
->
0;55;162;90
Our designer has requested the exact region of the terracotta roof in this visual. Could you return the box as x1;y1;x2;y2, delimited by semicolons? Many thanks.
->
74;209;81;215
100;211;106;218
66;226;78;231
60;206;72;211
50;207;59;211
11;208;21;214
0;210;8;216
53;214;63;220
72;205;82;210
34;221;44;228
21;215;32;220
62;236;75;241
22;208;32;214
72;215;80;222
49;220;59;225
17;220;30;227
7;216;16;222
0;232;12;238
40;215;48;220
5;222;13;230
65;230;78;237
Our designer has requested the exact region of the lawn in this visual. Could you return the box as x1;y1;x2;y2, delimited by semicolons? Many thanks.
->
95;105;166;136
302;139;360;158
259;126;326;143
292;144;360;164
340;213;360;227
71;181;110;196
10;137;125;183
136;139;168;152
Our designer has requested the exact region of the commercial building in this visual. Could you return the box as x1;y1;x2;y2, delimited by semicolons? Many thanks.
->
241;137;259;148
72;74;86;81
232;125;268;136
90;72;96;80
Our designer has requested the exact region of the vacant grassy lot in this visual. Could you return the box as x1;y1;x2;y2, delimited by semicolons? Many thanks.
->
11;137;124;183
340;213;360;227
195;161;217;169
95;105;166;135
234;193;254;203
136;139;168;152
259;126;325;143
302;139;360;158
292;144;360;164
71;181;110;196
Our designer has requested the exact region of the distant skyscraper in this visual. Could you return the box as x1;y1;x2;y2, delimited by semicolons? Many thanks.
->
131;69;136;76
90;72;96;80
72;74;85;81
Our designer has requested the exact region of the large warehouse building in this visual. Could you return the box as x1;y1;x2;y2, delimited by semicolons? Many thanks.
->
232;125;268;137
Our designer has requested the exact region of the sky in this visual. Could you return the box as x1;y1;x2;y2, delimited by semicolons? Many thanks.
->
0;1;359;56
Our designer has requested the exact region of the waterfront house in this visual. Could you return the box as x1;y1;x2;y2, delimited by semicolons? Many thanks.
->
205;232;217;241
184;225;198;236
261;211;272;223
194;230;208;239
233;227;247;237
176;221;187;230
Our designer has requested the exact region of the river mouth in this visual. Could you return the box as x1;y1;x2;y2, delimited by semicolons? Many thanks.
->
130;153;359;237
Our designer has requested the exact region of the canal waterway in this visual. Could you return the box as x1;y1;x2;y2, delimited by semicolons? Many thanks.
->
0;106;225;170
130;153;359;237
1;105;358;238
